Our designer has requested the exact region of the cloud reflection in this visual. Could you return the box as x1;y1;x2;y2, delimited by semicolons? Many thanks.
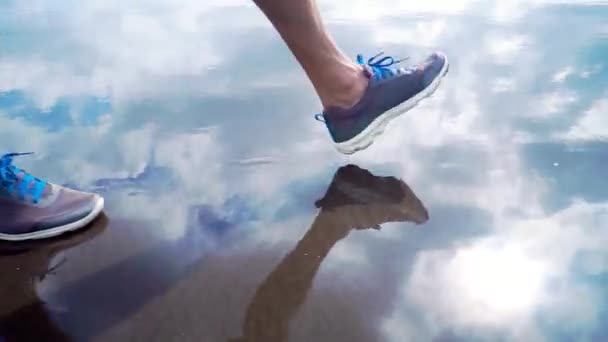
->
0;0;607;341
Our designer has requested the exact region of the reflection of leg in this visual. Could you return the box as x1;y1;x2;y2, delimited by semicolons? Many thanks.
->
234;165;428;342
1;302;72;342
0;216;106;342
252;0;367;109
240;210;350;342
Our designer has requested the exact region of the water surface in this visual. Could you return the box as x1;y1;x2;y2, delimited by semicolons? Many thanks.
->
1;1;607;341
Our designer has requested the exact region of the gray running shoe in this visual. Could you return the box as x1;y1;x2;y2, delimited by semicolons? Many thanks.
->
316;51;449;154
0;153;104;241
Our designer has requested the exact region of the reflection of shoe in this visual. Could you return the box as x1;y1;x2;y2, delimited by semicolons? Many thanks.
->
0;215;106;335
0;153;104;241
315;164;429;229
316;52;449;154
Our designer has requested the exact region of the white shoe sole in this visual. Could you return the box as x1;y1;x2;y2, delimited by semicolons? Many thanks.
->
0;195;105;242
335;52;450;155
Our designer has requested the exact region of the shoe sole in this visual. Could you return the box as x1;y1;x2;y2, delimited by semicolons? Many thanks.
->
335;52;450;155
0;195;105;242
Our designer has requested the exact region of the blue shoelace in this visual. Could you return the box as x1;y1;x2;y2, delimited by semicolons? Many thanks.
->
357;52;410;81
315;52;410;122
0;153;48;203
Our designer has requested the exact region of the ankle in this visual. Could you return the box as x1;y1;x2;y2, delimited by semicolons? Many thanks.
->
318;65;369;110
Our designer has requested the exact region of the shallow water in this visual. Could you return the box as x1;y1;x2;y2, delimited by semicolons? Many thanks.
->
1;0;608;341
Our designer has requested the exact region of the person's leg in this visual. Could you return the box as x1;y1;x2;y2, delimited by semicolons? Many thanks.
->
253;0;449;155
253;0;367;109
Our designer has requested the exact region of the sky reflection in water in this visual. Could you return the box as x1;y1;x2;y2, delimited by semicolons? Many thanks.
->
0;0;607;341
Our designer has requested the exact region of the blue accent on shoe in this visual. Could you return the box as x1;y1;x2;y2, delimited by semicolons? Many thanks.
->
0;153;48;204
314;113;326;123
356;52;410;81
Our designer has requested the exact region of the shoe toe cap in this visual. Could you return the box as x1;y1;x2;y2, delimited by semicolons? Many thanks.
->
422;52;448;86
36;189;100;230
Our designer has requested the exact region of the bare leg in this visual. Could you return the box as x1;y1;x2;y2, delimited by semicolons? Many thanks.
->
253;0;368;109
